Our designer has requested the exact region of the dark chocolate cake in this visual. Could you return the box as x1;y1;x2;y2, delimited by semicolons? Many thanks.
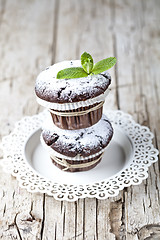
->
35;61;111;104
41;114;113;172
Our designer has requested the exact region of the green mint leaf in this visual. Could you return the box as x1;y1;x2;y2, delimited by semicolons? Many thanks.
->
92;57;117;75
81;52;94;74
57;67;88;79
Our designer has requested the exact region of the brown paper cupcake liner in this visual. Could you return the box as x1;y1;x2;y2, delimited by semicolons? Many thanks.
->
50;153;103;172
49;101;103;130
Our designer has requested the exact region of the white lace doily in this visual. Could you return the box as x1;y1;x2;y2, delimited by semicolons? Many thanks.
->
0;110;159;201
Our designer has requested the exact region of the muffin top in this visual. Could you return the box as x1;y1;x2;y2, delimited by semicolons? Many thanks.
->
42;114;113;158
35;60;111;104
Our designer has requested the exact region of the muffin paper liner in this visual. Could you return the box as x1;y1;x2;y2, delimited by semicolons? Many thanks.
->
49;102;103;130
36;89;110;111
50;154;103;172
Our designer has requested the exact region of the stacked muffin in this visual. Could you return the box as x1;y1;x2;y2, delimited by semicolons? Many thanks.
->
35;60;113;172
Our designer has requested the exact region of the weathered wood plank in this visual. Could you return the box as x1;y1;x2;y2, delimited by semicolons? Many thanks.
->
43;0;119;239
0;0;55;239
113;0;160;239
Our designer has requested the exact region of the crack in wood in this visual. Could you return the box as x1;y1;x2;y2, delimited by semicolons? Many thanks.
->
144;180;148;195
40;193;46;240
109;198;126;240
27;201;36;222
130;186;133;204
121;190;127;240
144;95;150;127
111;0;120;111
61;201;63;214
137;224;160;240
95;198;98;240
51;0;60;65
14;213;23;240
2;190;5;197
54;222;57;240
82;199;85;240
12;190;15;199
154;130;160;172
153;164;159;194
5;222;15;231
142;199;145;213
152;159;160;202
113;32;120;110
147;180;152;209
63;206;66;236
3;203;6;217
74;201;77;240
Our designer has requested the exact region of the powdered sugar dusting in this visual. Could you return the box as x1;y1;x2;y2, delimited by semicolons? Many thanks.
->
35;60;111;104
42;114;113;157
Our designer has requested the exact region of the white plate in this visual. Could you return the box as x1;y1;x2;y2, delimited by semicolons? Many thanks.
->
1;110;159;201
24;125;133;185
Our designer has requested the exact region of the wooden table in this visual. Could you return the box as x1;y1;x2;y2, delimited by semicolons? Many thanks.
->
0;0;160;239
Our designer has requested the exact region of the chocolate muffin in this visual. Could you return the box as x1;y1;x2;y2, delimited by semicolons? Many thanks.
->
35;60;111;130
41;114;113;172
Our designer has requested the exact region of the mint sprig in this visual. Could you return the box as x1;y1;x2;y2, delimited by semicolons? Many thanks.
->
57;67;88;79
57;52;116;79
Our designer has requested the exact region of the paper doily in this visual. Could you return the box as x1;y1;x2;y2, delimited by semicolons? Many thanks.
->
0;110;159;201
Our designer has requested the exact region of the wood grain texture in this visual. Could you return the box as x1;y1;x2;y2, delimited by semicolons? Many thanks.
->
0;0;160;239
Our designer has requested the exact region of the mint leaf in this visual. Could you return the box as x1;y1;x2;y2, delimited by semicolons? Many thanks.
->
56;53;117;79
57;67;88;79
92;57;117;75
81;52;93;74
